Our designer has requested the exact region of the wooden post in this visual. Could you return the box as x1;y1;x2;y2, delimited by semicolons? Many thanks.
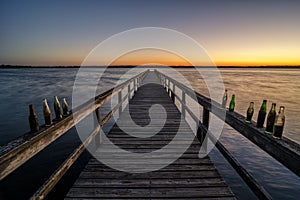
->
134;79;137;93
167;79;170;96
196;124;204;144
182;91;186;118
171;82;175;102
118;91;122;117
128;83;131;101
203;108;210;129
171;91;175;103
201;107;210;154
94;107;102;146
133;80;136;97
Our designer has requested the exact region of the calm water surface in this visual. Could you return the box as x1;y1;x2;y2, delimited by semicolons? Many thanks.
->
0;67;299;199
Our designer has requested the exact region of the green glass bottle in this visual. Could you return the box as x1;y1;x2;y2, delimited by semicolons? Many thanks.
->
54;96;62;120
222;89;228;108
43;99;53;126
245;102;254;124
256;100;267;128
62;97;69;117
265;103;276;134
229;94;235;112
273;106;285;139
28;104;39;132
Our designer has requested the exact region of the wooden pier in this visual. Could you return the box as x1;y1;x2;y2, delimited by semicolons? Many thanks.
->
65;71;235;199
1;69;300;199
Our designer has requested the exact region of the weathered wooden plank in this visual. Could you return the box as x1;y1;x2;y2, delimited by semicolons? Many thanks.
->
84;164;216;172
66;187;234;198
72;177;226;187
78;170;220;179
87;158;212;165
65;197;237;200
89;159;213;166
100;140;200;146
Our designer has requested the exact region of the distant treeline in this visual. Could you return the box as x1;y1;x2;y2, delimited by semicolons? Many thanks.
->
1;64;300;69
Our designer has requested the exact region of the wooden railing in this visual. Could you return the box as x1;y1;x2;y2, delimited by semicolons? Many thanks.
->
156;70;300;200
0;70;148;199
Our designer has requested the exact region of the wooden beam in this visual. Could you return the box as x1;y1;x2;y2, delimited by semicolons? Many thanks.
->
94;108;101;147
208;130;272;200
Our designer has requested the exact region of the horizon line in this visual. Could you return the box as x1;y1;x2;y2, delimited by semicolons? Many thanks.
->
1;64;300;69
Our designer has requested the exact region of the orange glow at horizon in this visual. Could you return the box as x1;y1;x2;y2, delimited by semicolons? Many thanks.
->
99;48;300;67
9;46;300;67
109;49;193;66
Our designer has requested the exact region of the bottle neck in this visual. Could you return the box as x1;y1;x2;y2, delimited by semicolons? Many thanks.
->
43;100;49;110
261;102;266;111
279;107;285;114
29;105;35;116
249;102;254;109
54;96;59;103
271;104;276;111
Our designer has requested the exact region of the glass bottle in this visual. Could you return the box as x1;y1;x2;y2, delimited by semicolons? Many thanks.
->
28;104;39;132
273;106;285;139
43;99;52;126
54;96;62;120
229;94;235;112
265;103;276;134
62;98;69;116
256;100;267;128
245;102;254;124
222;89;228;108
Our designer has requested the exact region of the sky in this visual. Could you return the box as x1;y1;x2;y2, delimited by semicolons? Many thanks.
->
0;0;300;66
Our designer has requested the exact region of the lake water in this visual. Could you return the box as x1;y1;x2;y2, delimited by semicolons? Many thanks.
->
0;67;299;199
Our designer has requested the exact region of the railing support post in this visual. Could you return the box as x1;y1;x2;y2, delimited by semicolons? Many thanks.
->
200;107;210;154
171;82;175;103
94;107;102;146
182;91;186;118
118;91;122;117
134;79;137;94
128;83;131;101
167;79;171;96
203;108;210;129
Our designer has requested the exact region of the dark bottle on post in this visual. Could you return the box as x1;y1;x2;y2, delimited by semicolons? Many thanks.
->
43;99;52;126
256;100;267;128
222;89;228;108
245;102;254;124
62;97;69;116
265;103;276;135
229;94;235;112
54;96;62;120
273;106;285;139
28;104;39;132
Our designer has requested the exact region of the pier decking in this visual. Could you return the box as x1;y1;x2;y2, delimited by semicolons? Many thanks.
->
65;72;236;199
